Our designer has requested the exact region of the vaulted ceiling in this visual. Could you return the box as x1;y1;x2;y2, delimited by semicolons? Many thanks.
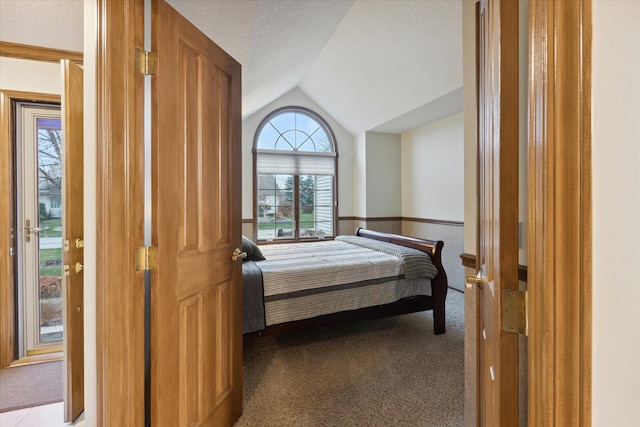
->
0;0;462;135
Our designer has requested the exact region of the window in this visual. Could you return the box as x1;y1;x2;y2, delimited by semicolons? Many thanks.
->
254;107;337;241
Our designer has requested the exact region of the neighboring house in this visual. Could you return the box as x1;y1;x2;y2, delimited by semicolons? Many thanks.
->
39;162;62;219
39;191;61;219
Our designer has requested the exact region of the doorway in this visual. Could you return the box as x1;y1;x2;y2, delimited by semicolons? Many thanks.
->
1;57;85;423
15;102;65;358
0;93;66;418
1;87;65;368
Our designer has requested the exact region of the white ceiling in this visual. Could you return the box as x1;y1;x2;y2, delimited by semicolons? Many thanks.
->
0;0;462;135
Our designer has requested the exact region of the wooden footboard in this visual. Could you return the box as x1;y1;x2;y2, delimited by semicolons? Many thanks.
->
244;228;449;339
355;228;448;334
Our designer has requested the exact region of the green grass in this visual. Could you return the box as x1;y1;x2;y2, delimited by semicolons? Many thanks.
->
40;218;62;237
40;248;62;277
257;213;315;230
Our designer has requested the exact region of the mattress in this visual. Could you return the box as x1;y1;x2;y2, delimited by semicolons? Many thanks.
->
253;237;437;328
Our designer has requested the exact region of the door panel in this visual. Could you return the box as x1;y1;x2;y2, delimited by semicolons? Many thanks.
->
477;0;520;425
61;59;84;423
151;1;242;425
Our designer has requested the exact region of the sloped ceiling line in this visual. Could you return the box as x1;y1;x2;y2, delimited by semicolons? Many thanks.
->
0;0;463;135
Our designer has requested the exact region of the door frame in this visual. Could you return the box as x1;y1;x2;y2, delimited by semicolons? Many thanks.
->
94;0;146;425
0;43;83;368
17;102;65;357
466;0;592;424
528;0;592;425
0;88;61;368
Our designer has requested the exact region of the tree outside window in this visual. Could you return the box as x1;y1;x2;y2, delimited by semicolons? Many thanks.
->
37;118;62;220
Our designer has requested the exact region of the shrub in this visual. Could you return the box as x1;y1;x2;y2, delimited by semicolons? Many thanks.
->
39;202;48;221
40;276;62;299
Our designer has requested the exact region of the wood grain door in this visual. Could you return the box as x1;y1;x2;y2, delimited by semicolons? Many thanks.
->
150;0;243;425
476;0;519;424
61;59;84;423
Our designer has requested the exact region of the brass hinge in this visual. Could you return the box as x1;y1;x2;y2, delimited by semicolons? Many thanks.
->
135;246;158;271
502;289;528;336
135;48;157;75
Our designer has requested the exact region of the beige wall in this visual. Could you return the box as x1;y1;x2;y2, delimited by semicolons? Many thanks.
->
241;88;355;219
353;132;367;217
0;57;61;94
403;220;464;291
401;112;464;222
592;1;640;424
364;132;401;217
398;111;465;289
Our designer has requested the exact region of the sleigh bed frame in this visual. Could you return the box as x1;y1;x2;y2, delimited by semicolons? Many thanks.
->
243;228;449;338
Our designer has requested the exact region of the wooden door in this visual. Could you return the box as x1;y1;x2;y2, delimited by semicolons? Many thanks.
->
151;0;243;425
476;0;519;425
61;59;84;423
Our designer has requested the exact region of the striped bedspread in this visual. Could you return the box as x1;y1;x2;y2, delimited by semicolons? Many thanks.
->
255;237;437;327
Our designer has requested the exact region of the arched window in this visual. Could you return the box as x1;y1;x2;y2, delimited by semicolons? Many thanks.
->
254;107;337;241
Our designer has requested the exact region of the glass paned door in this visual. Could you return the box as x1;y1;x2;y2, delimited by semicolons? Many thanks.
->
17;103;64;355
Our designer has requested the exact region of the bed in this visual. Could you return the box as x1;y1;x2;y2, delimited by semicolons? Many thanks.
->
242;228;448;337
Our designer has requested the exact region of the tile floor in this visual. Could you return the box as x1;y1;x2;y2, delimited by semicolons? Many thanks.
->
0;402;84;427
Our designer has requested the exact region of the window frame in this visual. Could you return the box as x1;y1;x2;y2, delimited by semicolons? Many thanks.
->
252;106;338;243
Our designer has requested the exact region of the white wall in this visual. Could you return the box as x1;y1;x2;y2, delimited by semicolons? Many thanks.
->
462;0;476;255
241;88;354;219
592;1;640;425
401;112;464;221
0;57;61;94
353;132;367;217
83;1;97;425
365;132;401;217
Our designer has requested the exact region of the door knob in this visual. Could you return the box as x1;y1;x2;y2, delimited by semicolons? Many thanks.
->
75;262;84;274
231;248;247;261
465;275;482;290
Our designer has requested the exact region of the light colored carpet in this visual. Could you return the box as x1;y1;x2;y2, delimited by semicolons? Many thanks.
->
0;360;63;413
237;290;464;427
